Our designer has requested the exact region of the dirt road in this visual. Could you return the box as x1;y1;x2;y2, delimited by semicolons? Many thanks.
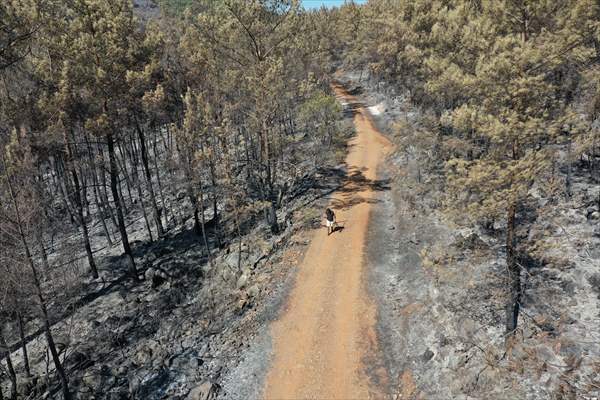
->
262;84;393;399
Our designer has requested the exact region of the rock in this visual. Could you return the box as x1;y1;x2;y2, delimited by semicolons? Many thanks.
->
455;232;487;250
590;211;600;221
236;272;249;289
129;368;170;398
68;350;94;369
422;349;435;362
247;284;260;298
224;251;241;270
458;318;477;337
170;351;202;375
134;345;154;366
586;207;598;219
221;267;235;284
533;315;555;332
152;273;168;288
82;371;102;389
593;226;600;238
235;295;249;314
17;376;36;396
128;372;142;394
187;381;217;400
224;246;262;271
587;273;600;295
448;351;467;369
145;267;155;281
145;268;168;288
144;252;158;265
108;387;129;400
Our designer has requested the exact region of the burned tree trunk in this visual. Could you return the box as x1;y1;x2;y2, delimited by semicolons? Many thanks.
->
63;129;98;279
0;327;17;400
98;147;118;231
505;202;520;336
5;175;71;400
17;313;31;378
134;118;164;236
106;131;138;281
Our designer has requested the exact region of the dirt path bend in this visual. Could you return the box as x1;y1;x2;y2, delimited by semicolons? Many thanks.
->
263;84;393;399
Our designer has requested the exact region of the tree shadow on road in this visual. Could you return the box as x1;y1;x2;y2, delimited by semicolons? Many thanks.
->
331;168;391;210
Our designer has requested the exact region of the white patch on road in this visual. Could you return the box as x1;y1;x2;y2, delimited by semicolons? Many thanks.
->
368;103;385;116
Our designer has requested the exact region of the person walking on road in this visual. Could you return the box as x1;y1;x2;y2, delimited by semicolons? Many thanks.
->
325;208;337;235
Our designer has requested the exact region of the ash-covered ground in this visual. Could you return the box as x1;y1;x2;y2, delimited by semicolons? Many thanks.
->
340;71;600;400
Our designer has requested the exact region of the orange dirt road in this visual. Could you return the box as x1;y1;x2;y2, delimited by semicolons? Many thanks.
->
263;84;393;399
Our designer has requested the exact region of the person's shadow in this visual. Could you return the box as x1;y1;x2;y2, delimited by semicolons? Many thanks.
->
332;223;345;234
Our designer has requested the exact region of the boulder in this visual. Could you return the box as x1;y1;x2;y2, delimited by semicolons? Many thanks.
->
448;351;468;369
108;387;129;400
82;371;103;389
144;267;155;281
223;246;262;271
458;318;478;337
187;381;217;400
235;295;249;315
145;268;168;288
68;350;94;369
224;251;242;270
422;349;435;362
586;206;598;219
17;376;36;397
134;345;154;366
144;252;158;265
114;365;128;376
247;284;260;299
236;272;249;289
455;232;487;250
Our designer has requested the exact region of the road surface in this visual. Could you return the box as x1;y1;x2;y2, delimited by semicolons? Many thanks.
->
263;83;393;399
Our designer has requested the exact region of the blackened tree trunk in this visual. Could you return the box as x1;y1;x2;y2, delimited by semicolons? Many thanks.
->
68;165;98;278
505;202;520;335
106;131;138;281
153;127;170;226
63;130;98;278
116;159;129;214
79;163;90;218
0;327;17;400
129;146;154;243
565;133;572;198
5;176;71;400
98;147;119;231
207;128;221;246
187;183;202;237
94;183;114;246
85;133;113;246
36;230;51;270
116;140;134;206
17;312;31;377
134;118;164;236
56;159;77;225
262;122;279;234
197;184;212;267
